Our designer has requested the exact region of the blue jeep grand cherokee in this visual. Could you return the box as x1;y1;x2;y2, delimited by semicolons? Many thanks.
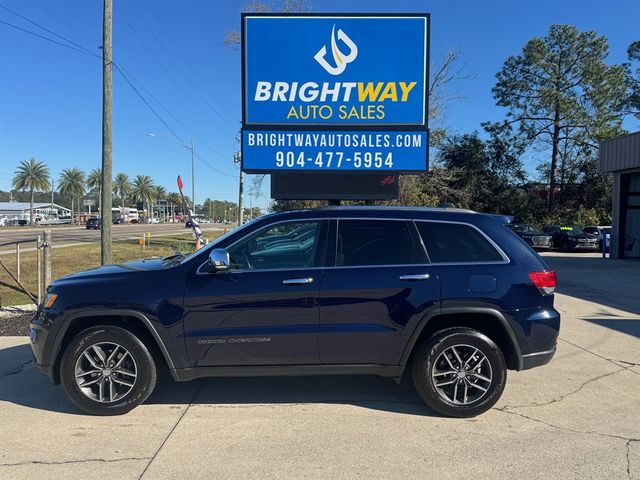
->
30;207;560;417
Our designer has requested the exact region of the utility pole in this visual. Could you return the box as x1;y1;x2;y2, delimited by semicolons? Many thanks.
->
101;0;113;265
50;178;54;214
234;151;243;225
191;140;196;211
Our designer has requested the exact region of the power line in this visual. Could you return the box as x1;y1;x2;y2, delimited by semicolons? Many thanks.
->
114;65;184;143
116;62;237;168
28;0;100;46
0;3;98;57
1;5;237;180
123;0;237;137
0;18;100;58
141;0;237;119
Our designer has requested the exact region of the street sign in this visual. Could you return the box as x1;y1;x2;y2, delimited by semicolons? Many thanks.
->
241;13;429;176
271;172;399;200
83;199;95;207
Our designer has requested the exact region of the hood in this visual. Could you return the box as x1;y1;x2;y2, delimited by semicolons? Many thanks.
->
54;257;168;284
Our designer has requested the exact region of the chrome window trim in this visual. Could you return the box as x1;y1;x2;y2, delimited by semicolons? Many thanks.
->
413;219;511;265
196;215;510;275
197;218;325;275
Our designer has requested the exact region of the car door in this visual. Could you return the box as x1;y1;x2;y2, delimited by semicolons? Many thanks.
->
318;218;441;365
182;219;327;367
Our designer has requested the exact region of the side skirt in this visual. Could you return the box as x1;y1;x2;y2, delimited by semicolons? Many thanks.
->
171;364;405;382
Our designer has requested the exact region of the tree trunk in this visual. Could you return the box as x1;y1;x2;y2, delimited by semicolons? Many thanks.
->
29;188;35;226
547;105;561;212
71;198;74;225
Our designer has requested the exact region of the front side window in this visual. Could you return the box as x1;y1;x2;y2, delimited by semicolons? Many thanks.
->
336;219;420;266
416;222;505;263
228;221;320;270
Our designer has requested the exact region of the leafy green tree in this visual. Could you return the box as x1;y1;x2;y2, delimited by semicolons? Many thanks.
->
492;24;627;211
627;40;640;117
87;168;102;216
113;173;131;210
58;168;86;224
438;132;527;215
12;158;50;226
131;175;155;223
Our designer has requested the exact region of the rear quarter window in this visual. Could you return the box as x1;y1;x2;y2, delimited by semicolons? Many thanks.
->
416;221;505;263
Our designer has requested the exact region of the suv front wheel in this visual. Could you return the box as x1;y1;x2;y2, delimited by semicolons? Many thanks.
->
412;328;507;417
60;326;157;415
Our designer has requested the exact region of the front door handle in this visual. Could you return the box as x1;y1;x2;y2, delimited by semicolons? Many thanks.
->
399;273;431;281
282;277;314;285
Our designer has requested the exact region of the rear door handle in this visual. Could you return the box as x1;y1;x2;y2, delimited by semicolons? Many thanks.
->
282;277;314;285
399;273;431;281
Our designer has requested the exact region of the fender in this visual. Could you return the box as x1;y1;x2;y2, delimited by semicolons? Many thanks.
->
50;308;178;380
399;307;523;370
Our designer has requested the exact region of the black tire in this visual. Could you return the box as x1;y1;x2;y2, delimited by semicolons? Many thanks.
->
60;326;157;415
411;327;507;417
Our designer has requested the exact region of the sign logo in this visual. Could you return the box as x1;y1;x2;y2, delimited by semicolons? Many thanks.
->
313;25;358;76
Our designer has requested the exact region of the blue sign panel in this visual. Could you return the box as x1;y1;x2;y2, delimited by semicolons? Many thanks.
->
243;15;428;126
242;130;427;172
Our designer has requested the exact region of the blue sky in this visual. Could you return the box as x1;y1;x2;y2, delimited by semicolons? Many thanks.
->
1;0;638;209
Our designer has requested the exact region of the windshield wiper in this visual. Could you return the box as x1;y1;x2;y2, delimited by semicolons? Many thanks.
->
162;253;185;265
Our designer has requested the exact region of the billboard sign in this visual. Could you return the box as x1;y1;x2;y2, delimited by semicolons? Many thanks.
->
241;13;429;174
243;15;428;126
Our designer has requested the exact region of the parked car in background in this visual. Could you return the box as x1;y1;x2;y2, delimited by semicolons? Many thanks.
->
113;217;124;225
542;225;598;252
85;217;102;230
582;226;611;250
31;207;560;417
507;224;553;249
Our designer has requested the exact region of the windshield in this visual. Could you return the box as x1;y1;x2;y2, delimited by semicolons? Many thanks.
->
178;216;266;264
510;224;542;234
560;226;583;234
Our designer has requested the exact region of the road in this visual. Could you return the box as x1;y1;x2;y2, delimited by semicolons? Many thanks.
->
0;223;232;248
0;253;638;479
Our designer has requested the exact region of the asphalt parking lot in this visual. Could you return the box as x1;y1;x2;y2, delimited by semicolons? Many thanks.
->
0;253;638;479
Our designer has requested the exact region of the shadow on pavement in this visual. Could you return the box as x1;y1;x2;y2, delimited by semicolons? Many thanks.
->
541;254;640;315
581;318;640;339
0;343;438;417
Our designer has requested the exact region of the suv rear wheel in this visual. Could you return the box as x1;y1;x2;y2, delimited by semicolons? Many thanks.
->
60;326;157;415
412;328;507;417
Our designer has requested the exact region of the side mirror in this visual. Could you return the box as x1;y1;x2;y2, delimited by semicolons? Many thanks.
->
208;248;230;271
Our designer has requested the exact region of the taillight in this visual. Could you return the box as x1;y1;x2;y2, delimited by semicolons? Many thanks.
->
529;271;557;295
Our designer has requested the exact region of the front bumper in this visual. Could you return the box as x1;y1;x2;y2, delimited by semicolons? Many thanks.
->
569;241;598;250
29;309;58;383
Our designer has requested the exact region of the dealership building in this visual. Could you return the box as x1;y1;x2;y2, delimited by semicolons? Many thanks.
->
599;131;640;259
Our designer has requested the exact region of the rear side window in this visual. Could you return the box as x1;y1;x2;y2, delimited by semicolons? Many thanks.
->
416;222;504;263
336;220;421;266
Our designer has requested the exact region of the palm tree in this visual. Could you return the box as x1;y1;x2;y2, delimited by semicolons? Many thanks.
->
12;158;50;226
58;168;86;224
131;175;155;223
113;173;131;220
86;168;101;217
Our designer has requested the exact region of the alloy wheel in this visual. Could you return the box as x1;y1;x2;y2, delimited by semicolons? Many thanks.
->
431;344;493;405
74;342;138;403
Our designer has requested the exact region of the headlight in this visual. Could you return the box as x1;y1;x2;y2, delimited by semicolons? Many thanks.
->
42;293;58;309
